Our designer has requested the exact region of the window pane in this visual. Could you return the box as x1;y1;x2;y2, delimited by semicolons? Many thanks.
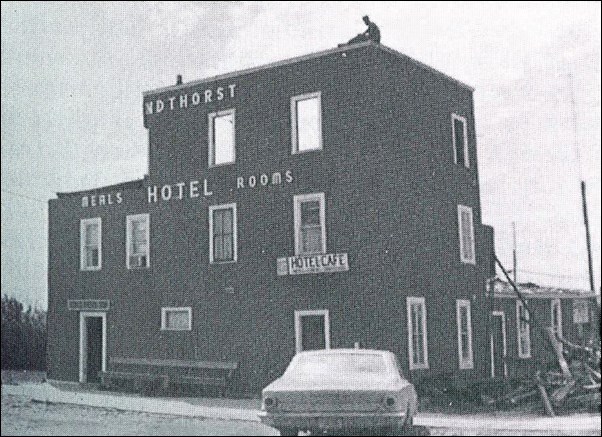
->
301;227;322;254
461;209;474;261
213;113;234;165
85;223;99;246
301;201;320;226
212;208;234;261
130;219;147;256
165;310;189;330
412;304;425;365
454;118;465;165
296;97;320;152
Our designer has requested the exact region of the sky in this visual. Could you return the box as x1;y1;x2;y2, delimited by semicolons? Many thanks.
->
1;1;600;309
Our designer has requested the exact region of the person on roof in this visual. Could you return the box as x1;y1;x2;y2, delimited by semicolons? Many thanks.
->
346;16;381;45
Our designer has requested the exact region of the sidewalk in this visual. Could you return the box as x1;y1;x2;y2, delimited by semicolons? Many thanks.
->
3;382;601;432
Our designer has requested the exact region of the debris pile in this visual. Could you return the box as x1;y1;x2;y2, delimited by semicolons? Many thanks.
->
485;327;601;416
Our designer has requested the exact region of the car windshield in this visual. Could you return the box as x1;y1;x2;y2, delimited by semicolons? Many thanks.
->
287;353;390;380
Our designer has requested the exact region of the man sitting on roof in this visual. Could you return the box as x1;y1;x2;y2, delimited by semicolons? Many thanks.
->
345;16;381;45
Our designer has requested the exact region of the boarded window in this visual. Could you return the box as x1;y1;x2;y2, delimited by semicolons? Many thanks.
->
211;206;235;262
458;205;476;264
456;300;474;369
292;93;322;153
407;297;429;369
209;110;235;166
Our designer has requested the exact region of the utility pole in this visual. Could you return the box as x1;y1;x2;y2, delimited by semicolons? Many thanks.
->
513;221;517;284
569;73;595;292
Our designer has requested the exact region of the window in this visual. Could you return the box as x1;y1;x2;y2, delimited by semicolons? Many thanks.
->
161;307;192;331
126;214;150;269
516;301;531;358
208;109;235;166
551;298;562;339
456;299;474;369
451;113;469;167
291;92;322;153
80;218;101;270
209;203;237;263
458;205;476;264
294;193;326;255
294;309;330;353
407;297;429;370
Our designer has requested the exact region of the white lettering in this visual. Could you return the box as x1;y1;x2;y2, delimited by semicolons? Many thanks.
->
260;174;269;186
161;185;172;200
82;197;89;207
271;172;282;185
156;100;164;113
176;182;185;199
99;195;106;206
145;101;153;115
248;175;256;188
116;192;123;204
228;84;236;98
147;186;158;203
204;89;212;103
237;177;244;189
216;87;224;100
203;179;213;196
190;180;199;198
90;196;96;207
192;92;201;105
285;170;293;183
179;94;188;108
168;96;176;110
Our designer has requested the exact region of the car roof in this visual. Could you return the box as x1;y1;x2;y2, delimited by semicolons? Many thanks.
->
296;349;392;357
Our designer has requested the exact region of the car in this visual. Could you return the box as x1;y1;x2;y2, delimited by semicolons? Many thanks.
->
259;349;418;436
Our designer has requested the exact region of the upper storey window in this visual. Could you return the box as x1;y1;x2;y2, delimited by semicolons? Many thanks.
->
209;109;235;167
451;113;469;168
291;92;322;153
80;218;101;271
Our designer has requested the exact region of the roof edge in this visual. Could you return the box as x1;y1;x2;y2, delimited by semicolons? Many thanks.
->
142;41;473;97
56;178;145;199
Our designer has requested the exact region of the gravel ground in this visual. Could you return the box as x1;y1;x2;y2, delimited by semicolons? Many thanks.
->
3;392;600;436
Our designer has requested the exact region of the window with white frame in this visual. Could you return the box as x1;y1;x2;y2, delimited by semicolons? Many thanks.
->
161;307;191;331
209;203;237;263
208;109;235;166
551;298;562;339
291;92;322;153
452;113;469;167
516;300;531;358
126;214;150;269
294;193;326;255
80;218;101;270
456;299;474;369
407;297;429;370
458;205;476;264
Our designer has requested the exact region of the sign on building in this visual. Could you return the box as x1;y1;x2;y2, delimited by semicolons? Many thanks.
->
277;253;349;276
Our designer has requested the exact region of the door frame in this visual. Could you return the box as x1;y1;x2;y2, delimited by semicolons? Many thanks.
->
294;309;330;353
490;310;507;378
79;311;107;383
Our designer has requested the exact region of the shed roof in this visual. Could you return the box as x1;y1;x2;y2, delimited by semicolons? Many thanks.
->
492;278;596;300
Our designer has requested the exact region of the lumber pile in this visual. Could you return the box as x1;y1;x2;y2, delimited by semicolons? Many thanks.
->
490;328;601;416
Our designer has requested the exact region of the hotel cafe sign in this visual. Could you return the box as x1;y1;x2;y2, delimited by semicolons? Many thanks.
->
277;253;349;276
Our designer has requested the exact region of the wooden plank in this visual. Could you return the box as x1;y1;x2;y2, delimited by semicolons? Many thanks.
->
535;372;555;417
110;357;238;370
544;327;572;380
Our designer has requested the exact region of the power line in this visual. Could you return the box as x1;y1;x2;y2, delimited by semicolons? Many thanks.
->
1;189;47;205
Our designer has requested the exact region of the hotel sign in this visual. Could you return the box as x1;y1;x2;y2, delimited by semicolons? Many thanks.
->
277;253;349;276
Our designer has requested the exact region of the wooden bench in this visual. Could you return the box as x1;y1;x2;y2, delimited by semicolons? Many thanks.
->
100;357;239;396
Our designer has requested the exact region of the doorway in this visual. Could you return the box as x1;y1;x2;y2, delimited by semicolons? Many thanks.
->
295;310;330;353
490;311;507;378
79;312;106;383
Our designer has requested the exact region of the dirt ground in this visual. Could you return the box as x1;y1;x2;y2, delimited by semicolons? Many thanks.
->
2;392;600;436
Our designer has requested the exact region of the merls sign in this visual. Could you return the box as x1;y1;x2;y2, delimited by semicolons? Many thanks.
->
145;84;237;115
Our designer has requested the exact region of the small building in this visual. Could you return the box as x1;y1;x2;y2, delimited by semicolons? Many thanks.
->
47;41;496;394
489;279;599;380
